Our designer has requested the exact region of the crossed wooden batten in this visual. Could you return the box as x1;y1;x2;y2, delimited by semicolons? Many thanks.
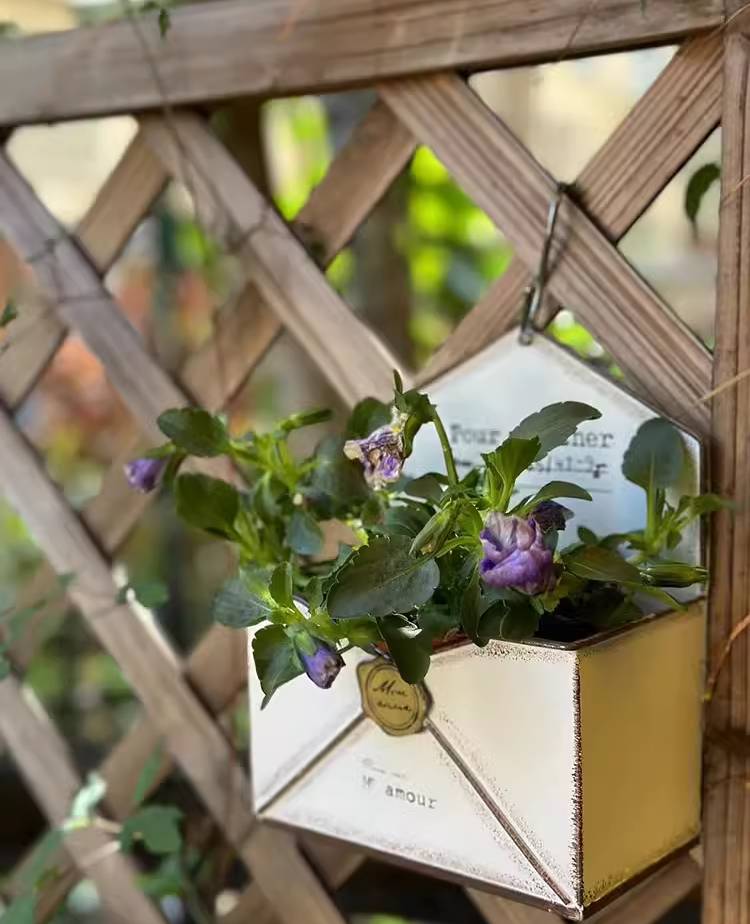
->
0;6;743;922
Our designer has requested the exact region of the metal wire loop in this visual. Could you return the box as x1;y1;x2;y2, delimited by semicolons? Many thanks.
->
519;183;567;345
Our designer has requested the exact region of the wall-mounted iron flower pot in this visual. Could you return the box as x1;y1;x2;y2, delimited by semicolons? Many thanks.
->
248;603;705;920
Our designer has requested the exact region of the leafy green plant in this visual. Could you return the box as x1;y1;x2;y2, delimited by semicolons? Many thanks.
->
127;375;720;699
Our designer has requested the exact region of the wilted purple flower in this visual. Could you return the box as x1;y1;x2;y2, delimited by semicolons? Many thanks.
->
343;412;408;489
300;639;345;689
531;500;572;533
124;457;166;493
480;512;555;595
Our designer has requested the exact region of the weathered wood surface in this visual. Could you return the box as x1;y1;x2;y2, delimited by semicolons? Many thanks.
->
0;130;167;410
419;30;723;385
704;30;750;924
0;151;186;437
0;677;167;924
381;74;712;435
141;113;402;403
0;0;723;128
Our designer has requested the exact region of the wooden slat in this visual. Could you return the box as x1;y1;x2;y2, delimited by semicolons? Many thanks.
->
0;151;187;438
420;31;723;384
703;30;750;924
591;855;701;924
0;409;344;924
0;130;167;410
141;113;402;404
467;890;554;923
0;677;166;924
0;0;723;128
382;74;712;435
76;132;168;269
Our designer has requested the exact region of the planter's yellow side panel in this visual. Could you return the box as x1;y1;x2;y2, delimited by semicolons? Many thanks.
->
579;606;705;906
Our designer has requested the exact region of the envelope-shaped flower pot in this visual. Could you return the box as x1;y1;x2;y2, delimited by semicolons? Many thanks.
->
248;604;705;920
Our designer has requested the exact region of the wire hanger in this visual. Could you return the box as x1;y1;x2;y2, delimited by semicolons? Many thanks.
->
519;183;567;345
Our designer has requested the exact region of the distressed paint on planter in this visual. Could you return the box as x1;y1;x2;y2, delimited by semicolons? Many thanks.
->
248;604;705;920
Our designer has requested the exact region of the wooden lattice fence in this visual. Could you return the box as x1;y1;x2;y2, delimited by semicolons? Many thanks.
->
0;2;747;922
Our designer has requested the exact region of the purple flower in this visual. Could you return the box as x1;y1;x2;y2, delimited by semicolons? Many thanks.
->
300;639;345;689
531;500;572;533
124;457;166;493
343;412;408;488
480;512;555;595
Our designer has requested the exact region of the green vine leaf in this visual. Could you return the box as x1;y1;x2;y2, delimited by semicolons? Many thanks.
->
212;571;275;628
174;473;239;539
685;162;720;231
120;805;183;856
378;614;431;684
252;624;304;703
157;408;229;457
509;402;601;461
622;418;685;490
327;536;440;620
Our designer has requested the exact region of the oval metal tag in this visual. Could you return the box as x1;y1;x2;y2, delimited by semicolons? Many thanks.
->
357;658;430;736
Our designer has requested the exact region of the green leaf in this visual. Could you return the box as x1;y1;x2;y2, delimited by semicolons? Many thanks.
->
157;408;229;457
0;894;36;924
687;493;732;517
252;624;303;701
378;615;431;684
417;604;460;647
120;805;183;856
174;473;239;539
340;616;380;648
383;502;432;539
327;536;440;620
498;603;541;640
279;407;332;432
128;578;169;609
578;526;598;545
565;546;641;584
0;652;10;680
0;300;18;328
484;437;540;488
509;402;602;461
286;509;323;556
393;387;433;454
305;436;369;517
270;562;294;609
68;772;107;824
403;473;445;502
131;745;165;809
622;418;685;490
459;568;483;644
139;854;187;898
212;571;274;628
345;397;391;438
19;828;65;890
518;480;592;511
685;162;720;229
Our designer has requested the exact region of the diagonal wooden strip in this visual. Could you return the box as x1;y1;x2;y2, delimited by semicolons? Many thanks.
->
140;113;403;404
382;73;712;434
704;30;750;924
176;98;416;409
467;890;554;924
0;131;168;410
0;408;344;924
419;31;723;385
0;151;185;439
0;0;723;128
0;677;166;924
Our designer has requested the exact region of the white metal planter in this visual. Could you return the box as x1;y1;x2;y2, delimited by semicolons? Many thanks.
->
248;603;705;920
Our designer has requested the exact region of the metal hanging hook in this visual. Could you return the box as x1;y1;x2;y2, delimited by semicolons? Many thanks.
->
519;183;567;345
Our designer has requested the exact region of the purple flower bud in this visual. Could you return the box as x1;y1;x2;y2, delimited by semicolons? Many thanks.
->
299;639;345;689
531;500;573;533
124;457;166;493
480;512;555;595
343;412;408;489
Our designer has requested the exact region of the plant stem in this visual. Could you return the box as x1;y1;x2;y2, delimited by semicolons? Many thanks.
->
430;409;459;487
